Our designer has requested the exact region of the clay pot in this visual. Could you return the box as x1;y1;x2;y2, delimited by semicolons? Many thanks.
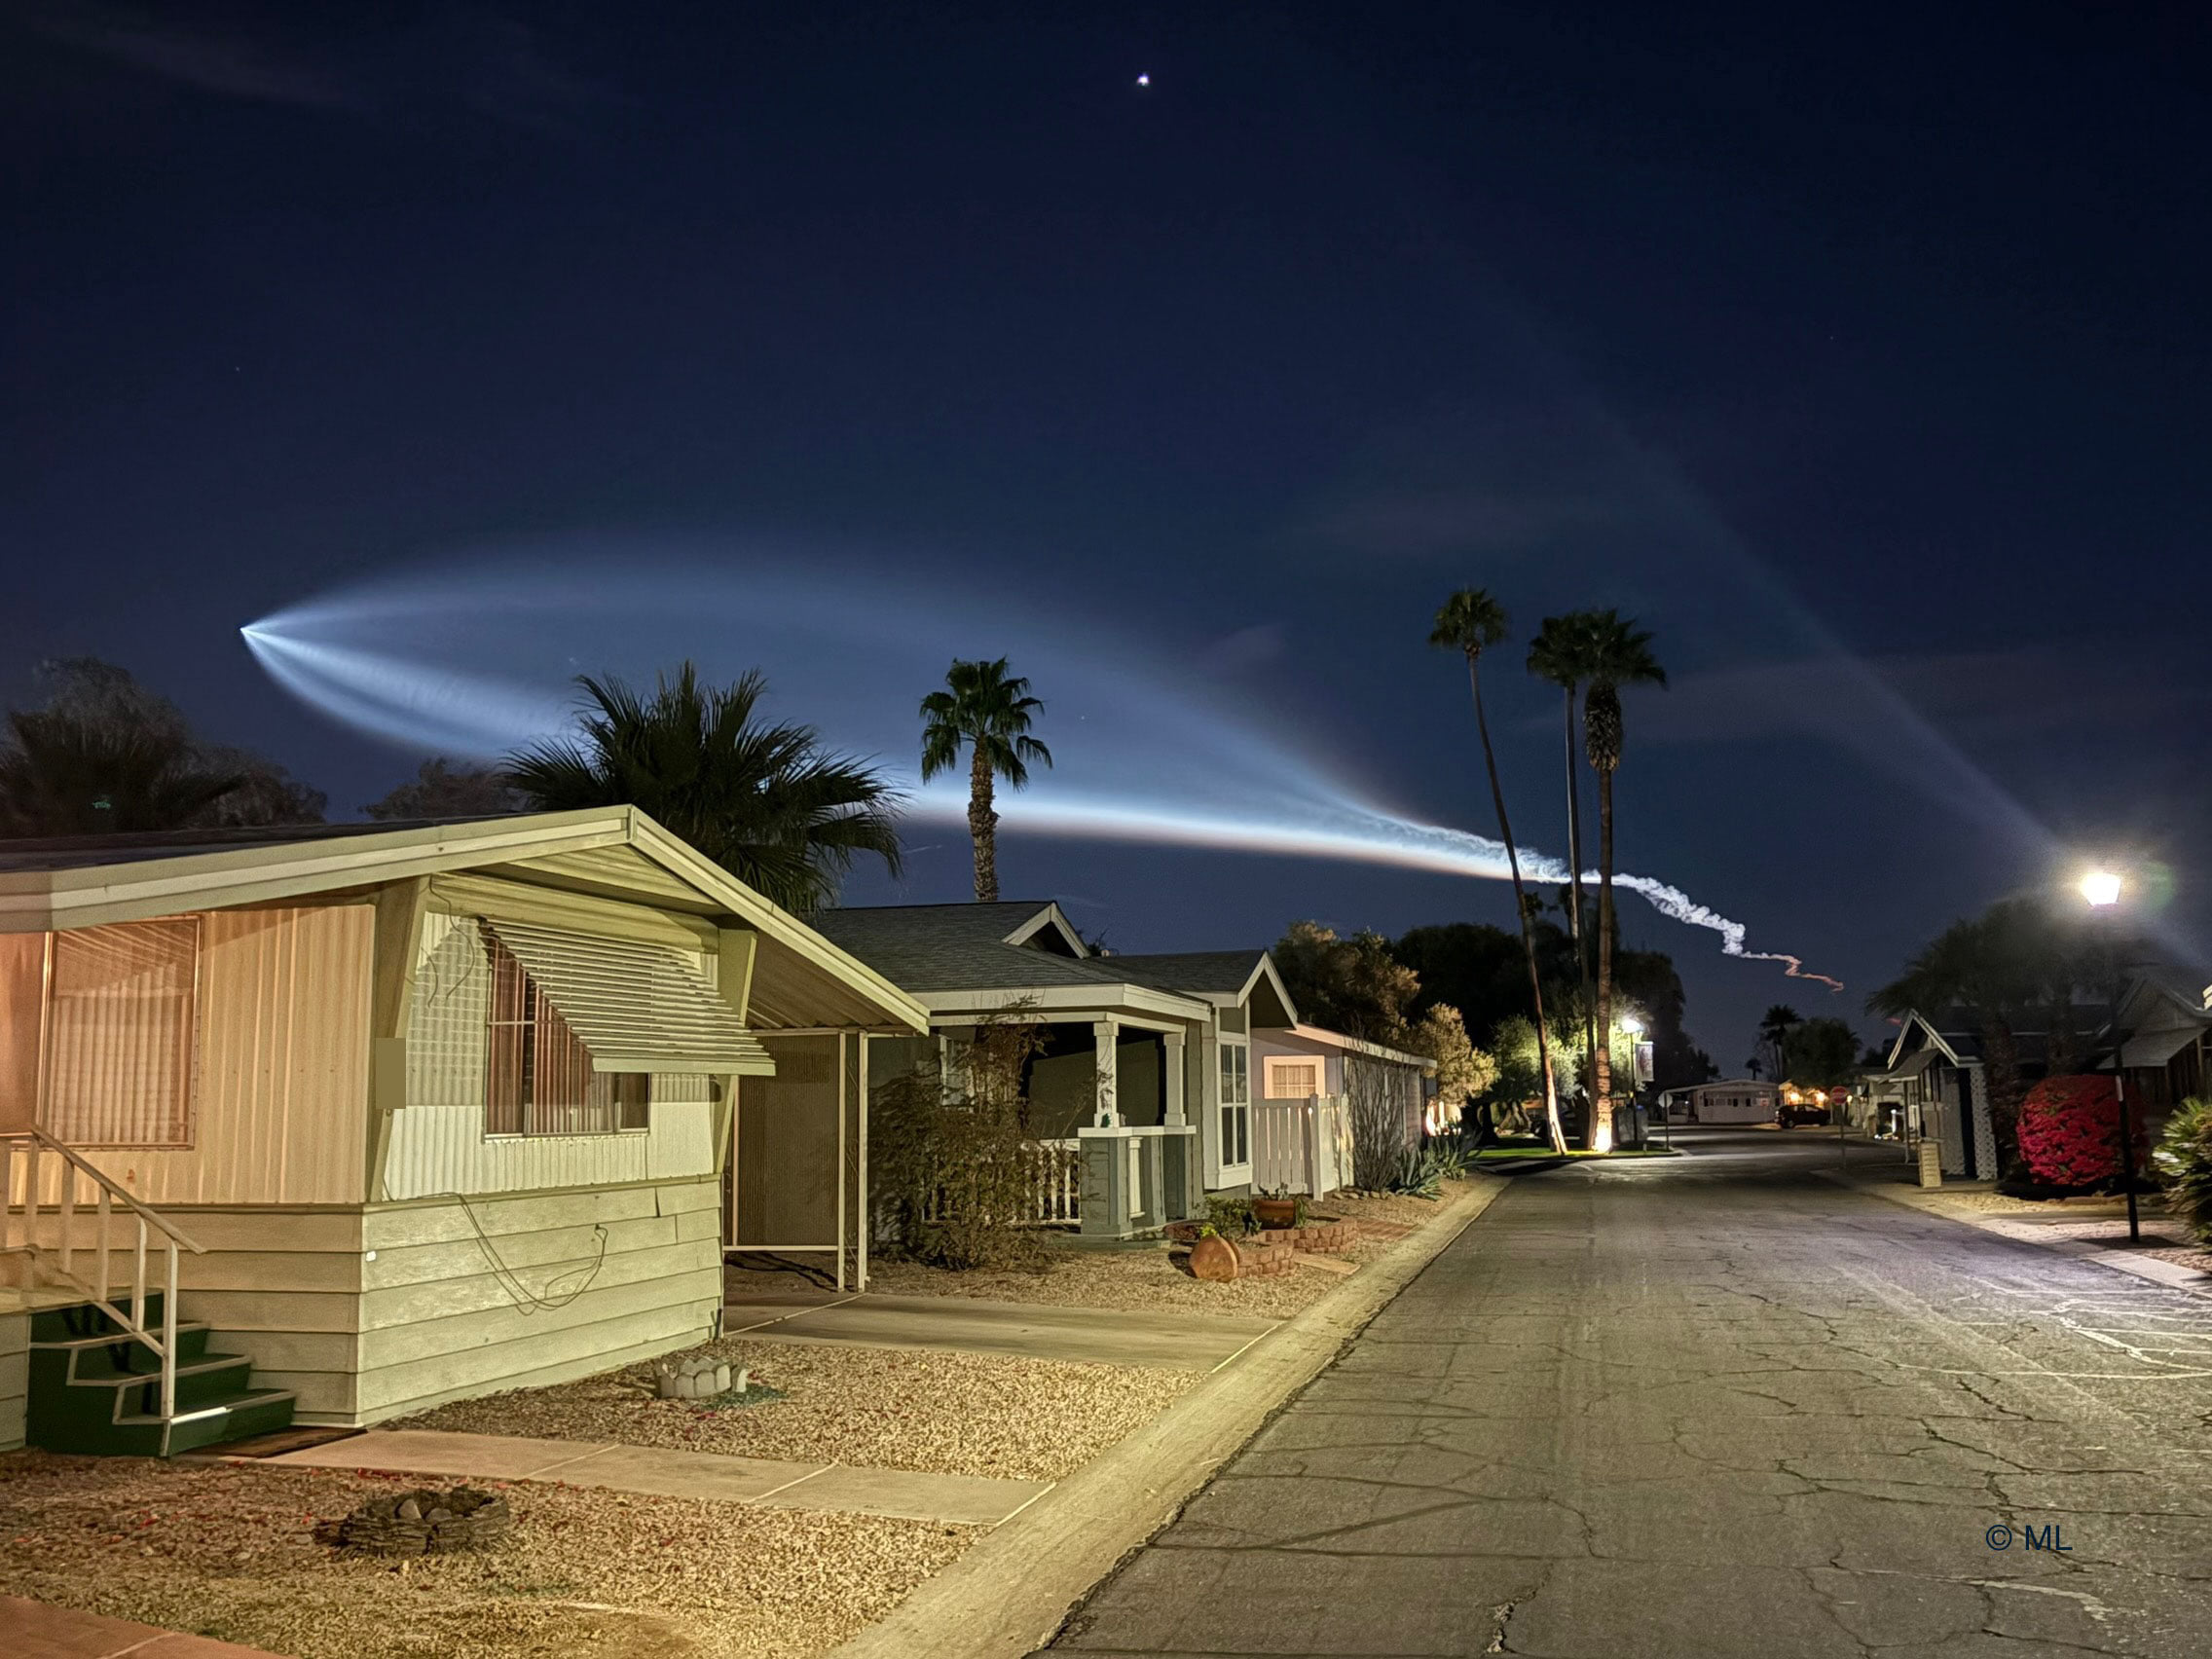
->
1187;1234;1240;1282
1253;1197;1298;1230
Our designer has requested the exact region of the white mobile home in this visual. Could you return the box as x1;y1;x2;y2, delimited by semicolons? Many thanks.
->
0;809;924;1455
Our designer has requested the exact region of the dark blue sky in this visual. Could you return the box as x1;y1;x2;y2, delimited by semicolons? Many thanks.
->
6;2;2209;1068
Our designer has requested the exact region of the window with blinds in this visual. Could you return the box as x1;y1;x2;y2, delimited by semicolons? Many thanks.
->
1266;1057;1322;1098
483;925;649;1137
40;919;201;1148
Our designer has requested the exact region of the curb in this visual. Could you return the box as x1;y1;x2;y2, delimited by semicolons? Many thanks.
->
1814;1168;2212;1298
824;1175;1511;1659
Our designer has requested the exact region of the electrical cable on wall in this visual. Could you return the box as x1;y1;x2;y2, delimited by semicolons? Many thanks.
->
446;1189;608;1313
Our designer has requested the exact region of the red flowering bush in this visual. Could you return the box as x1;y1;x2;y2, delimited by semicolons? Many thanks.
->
2016;1074;2145;1189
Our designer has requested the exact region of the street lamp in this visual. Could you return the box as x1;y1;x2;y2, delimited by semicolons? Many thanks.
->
2080;867;2142;1242
1619;1016;1646;1148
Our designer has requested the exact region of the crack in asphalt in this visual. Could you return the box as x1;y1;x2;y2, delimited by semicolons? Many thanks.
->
1045;1138;2212;1657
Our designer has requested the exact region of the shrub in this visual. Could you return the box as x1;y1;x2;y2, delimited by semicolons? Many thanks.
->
1207;1196;1260;1236
870;1012;1053;1271
2014;1074;2146;1191
2155;1095;2212;1244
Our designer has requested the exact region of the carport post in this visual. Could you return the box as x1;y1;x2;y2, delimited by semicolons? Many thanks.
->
835;1031;847;1292
857;1033;869;1292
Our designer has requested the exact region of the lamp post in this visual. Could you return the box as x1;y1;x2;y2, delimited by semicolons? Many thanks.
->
2080;868;2141;1243
1621;1016;1646;1148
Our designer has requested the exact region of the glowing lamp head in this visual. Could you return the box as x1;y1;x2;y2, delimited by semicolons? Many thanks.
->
2080;868;2123;908
1619;1015;1644;1036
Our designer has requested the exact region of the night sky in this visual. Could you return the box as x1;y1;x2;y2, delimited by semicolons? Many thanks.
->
7;3;2210;1070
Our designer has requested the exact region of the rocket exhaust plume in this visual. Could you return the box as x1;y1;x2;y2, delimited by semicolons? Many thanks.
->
240;540;1841;990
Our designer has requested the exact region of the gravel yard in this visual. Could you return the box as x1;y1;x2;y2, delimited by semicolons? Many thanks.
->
848;1178;1478;1319
393;1336;1197;1482
0;1453;972;1659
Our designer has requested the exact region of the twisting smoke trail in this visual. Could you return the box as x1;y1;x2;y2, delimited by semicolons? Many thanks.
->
239;543;1842;990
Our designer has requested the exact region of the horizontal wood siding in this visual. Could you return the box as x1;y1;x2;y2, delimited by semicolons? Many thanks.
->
387;909;717;1200
354;1178;720;1420
70;905;372;1207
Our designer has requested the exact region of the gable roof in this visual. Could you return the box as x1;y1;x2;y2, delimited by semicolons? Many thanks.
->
1104;951;1300;1026
810;902;1112;993
0;808;927;1035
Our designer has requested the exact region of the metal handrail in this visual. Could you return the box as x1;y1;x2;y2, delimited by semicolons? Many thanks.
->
1;1126;206;1422
1;1128;206;1254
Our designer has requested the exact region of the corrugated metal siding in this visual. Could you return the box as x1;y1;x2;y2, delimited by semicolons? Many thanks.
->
384;909;719;1200
70;905;372;1206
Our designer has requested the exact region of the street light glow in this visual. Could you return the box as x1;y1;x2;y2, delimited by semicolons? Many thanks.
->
2080;868;2123;907
1620;1015;1645;1035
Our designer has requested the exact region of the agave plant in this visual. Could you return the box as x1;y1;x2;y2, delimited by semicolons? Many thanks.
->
2155;1096;2212;1244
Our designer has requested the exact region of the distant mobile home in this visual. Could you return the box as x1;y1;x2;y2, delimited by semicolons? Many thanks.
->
1685;1081;1777;1124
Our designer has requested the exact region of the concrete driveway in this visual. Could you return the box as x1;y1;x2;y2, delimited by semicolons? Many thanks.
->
1047;1129;2212;1657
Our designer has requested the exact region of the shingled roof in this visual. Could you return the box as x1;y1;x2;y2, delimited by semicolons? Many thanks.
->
810;902;1124;994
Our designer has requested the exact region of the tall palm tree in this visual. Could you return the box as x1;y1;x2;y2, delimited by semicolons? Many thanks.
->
1759;1004;1802;1082
1431;589;1566;1154
507;663;903;914
919;658;1052;903
1529;611;1605;1110
1580;611;1666;1145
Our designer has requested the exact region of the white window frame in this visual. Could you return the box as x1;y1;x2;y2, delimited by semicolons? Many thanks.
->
1263;1054;1324;1100
1218;1039;1250;1177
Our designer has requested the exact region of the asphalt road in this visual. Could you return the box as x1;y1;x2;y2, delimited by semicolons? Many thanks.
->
1046;1129;2212;1658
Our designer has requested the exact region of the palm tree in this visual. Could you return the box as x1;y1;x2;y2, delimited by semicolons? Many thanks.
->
1529;611;1605;1110
1580;611;1666;1144
507;663;903;914
1431;589;1566;1154
919;658;1052;903
0;707;246;836
1759;1004;1802;1082
1868;897;2099;1163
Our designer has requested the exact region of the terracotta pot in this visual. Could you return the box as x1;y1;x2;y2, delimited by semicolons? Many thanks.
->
1253;1197;1298;1230
1187;1234;1239;1282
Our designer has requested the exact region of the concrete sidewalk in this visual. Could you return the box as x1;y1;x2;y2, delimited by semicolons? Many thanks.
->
1816;1166;2212;1294
261;1428;1049;1527
2;1594;283;1657
723;1292;1280;1371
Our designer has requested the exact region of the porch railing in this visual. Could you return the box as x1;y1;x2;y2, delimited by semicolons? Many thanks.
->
0;1127;206;1420
916;1137;1084;1230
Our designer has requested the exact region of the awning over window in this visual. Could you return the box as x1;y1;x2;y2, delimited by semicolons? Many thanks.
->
482;918;776;1076
2121;1024;2203;1069
1878;1047;1940;1081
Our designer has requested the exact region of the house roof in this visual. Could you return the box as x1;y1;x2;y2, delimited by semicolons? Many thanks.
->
1103;951;1301;1026
1270;1022;1434;1071
810;902;1117;993
0;807;928;1035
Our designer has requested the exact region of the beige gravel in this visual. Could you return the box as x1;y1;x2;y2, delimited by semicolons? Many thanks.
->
392;1337;1196;1483
846;1179;1480;1322
0;1453;973;1659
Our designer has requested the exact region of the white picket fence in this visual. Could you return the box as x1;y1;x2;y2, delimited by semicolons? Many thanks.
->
1252;1093;1351;1196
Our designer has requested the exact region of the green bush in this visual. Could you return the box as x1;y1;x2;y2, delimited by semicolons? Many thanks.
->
1207;1195;1260;1236
870;1013;1053;1272
2155;1095;2212;1245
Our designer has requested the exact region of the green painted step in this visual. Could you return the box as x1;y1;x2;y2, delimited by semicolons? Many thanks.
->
25;1297;295;1457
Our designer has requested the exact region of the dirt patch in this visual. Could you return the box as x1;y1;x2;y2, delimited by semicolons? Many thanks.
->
392;1337;1196;1482
0;1454;972;1659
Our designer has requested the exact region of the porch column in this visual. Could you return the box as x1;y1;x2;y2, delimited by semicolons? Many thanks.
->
1092;1018;1121;1125
1162;1032;1187;1125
